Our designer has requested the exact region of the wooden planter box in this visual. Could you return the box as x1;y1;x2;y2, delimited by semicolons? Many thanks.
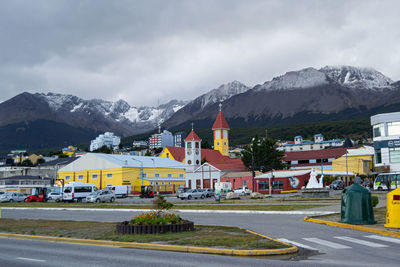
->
116;221;194;235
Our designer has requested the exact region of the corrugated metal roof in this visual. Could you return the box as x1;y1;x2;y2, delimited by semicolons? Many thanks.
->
94;154;185;168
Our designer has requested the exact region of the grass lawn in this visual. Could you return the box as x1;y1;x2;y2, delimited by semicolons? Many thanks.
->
0;202;325;211
313;207;387;225
0;219;289;250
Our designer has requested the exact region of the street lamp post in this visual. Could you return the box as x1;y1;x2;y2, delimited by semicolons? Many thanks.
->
131;157;144;186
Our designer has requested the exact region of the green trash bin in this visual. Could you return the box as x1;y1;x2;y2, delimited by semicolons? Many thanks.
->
340;183;376;224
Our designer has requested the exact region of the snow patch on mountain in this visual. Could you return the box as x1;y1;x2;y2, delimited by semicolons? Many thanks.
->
196;81;249;109
257;67;329;91
256;66;395;91
39;93;187;126
320;65;393;89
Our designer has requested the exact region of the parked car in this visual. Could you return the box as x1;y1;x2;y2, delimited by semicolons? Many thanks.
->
202;188;214;198
179;189;206;200
233;187;252;195
86;190;115;203
176;187;190;198
47;192;62;202
0;192;26;202
329;180;345;190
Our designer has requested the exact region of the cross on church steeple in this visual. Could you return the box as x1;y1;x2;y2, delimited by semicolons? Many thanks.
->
219;102;222;111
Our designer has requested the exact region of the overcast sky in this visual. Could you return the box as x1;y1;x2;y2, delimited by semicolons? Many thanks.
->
1;0;400;106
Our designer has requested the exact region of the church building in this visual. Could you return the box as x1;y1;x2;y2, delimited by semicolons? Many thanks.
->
159;105;247;189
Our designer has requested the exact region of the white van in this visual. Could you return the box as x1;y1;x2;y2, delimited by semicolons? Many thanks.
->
374;173;400;191
63;182;98;202
106;185;131;198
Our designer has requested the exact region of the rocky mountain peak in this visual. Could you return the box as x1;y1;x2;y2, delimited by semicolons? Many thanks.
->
258;67;329;91
320;65;393;89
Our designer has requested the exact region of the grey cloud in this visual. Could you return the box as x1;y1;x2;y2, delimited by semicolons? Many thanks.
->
0;0;400;106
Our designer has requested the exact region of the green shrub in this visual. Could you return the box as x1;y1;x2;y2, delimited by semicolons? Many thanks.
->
371;195;379;208
131;211;181;225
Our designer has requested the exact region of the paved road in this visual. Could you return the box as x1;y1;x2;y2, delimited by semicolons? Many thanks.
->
2;208;399;266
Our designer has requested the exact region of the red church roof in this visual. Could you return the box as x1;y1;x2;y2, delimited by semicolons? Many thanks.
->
212;111;230;130
184;130;202;142
164;146;247;171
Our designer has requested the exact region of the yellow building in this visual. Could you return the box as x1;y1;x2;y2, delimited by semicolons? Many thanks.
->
212;105;230;156
57;153;186;193
332;146;374;176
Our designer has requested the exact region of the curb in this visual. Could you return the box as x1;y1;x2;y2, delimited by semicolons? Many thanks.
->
0;229;298;256
1;207;335;216
304;217;400;238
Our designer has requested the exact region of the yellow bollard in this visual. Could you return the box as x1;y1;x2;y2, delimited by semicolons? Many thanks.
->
385;187;400;229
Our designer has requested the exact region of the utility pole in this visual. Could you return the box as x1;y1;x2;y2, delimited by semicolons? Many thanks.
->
345;150;348;185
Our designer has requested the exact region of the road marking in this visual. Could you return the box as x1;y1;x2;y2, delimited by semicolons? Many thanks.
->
303;238;351;249
334;236;388;248
365;235;400;245
0;207;335;215
277;238;318;251
16;257;46;262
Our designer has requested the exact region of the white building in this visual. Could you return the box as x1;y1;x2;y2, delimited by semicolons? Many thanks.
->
371;111;400;172
278;134;343;152
149;130;173;149
89;132;121;151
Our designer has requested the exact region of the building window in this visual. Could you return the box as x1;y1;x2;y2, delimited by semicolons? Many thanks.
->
223;130;227;139
375;149;382;164
217;142;220;146
258;181;269;190
243;180;247;186
187;142;192;148
92;174;98;179
373;123;385;137
155;173;160;178
65;176;71;181
196;160;199;165
188;160;192;165
272;181;283;190
78;175;84;180
167;173;172;178
179;174;184;178
390;148;400;163
106;173;113;178
195;142;199;148
215;130;221;139
142;173;147;178
150;182;153;185
168;182;171;185
166;153;169;158
388;122;400;136
162;182;165;185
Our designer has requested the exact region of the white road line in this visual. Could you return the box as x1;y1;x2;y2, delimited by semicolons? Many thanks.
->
365;235;400;245
0;207;335;215
16;257;46;262
303;237;351;249
334;236;388;248
277;238;318;250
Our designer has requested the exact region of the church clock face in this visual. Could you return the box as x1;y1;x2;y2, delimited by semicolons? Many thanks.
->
187;150;192;155
195;150;199;155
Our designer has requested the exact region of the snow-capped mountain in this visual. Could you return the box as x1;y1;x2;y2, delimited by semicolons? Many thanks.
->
256;66;395;91
320;66;393;90
162;81;250;128
164;65;400;129
39;93;187;126
198;81;250;109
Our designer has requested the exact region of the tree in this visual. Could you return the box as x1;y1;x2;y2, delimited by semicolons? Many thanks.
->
36;158;45;165
241;135;288;172
201;140;212;149
21;159;33;167
93;145;113;154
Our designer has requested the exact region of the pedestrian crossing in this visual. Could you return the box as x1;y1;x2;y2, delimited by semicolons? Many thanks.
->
278;235;400;251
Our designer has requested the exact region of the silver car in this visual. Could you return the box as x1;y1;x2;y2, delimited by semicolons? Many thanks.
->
0;192;26;202
86;190;115;203
179;189;206;200
47;192;62;202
